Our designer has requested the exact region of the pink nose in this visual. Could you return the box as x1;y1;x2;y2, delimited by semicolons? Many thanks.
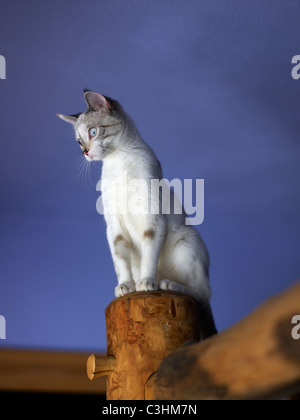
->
84;150;89;155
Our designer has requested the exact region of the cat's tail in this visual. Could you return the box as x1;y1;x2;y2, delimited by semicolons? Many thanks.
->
197;301;218;339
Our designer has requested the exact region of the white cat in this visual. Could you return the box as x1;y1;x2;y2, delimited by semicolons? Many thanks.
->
57;91;216;336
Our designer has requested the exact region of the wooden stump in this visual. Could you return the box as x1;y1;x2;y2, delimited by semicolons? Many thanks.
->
87;291;201;400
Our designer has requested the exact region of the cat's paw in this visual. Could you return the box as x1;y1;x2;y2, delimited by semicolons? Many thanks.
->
159;279;184;293
136;278;158;292
115;281;136;297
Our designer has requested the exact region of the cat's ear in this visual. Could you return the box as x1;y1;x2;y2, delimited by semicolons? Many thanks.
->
84;91;111;111
56;113;79;125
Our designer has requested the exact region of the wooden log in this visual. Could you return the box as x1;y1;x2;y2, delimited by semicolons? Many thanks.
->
105;291;201;400
147;281;300;400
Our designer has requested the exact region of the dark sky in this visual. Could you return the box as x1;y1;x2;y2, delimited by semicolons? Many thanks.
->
0;0;300;351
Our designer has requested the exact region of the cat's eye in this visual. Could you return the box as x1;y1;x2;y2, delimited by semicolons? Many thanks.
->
89;127;97;138
77;139;82;146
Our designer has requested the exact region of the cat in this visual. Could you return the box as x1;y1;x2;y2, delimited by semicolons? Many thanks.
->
57;90;217;337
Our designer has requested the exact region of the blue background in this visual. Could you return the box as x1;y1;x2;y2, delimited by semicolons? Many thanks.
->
0;0;299;351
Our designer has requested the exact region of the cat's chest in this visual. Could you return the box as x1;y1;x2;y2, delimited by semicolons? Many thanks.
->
101;156;142;217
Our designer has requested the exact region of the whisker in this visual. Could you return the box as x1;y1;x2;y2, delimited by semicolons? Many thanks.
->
84;159;91;186
76;156;87;184
75;154;98;189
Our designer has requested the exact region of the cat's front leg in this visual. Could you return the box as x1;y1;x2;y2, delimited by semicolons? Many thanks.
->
135;219;166;292
106;226;136;297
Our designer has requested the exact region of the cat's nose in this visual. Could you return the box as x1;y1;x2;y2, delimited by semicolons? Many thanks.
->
84;149;89;155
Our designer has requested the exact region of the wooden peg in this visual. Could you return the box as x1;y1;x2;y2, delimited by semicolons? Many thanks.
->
86;354;116;380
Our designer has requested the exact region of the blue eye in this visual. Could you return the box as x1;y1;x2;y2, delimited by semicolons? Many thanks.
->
89;127;97;137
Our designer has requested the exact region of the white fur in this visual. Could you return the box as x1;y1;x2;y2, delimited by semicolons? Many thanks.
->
99;128;210;303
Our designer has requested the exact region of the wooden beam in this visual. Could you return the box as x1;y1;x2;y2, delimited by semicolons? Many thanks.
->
0;348;106;394
148;281;300;400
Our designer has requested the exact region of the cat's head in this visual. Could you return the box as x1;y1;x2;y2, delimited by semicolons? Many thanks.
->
57;91;124;161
